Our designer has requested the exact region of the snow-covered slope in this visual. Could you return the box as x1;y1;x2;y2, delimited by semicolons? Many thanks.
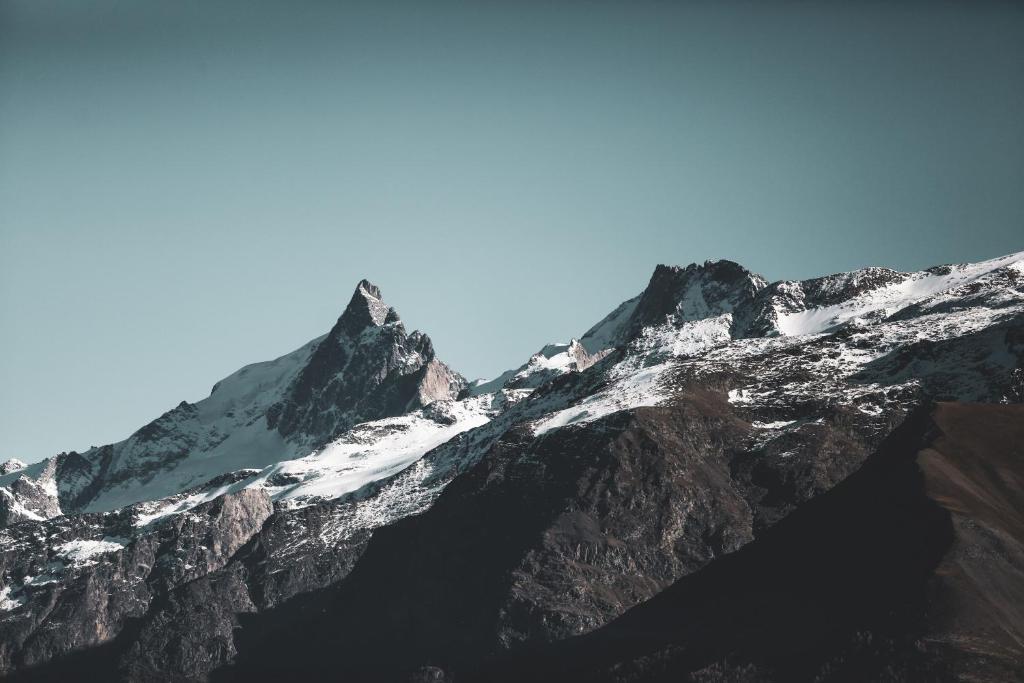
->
131;394;501;527
255;395;495;504
0;280;464;518
742;250;1024;337
533;314;734;434
532;251;1024;439
466;339;610;396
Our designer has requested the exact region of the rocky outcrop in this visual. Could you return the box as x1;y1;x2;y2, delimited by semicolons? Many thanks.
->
0;460;60;526
265;280;465;449
464;339;613;397
0;488;272;675
0;461;26;476
578;260;767;352
412;359;467;410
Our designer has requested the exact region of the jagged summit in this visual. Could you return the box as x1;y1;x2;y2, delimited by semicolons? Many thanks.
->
0;276;464;516
336;279;395;337
260;277;465;449
636;259;767;326
473;259;769;396
356;278;382;300
578;259;768;354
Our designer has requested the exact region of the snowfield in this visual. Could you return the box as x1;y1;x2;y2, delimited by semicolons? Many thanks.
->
249;395;495;504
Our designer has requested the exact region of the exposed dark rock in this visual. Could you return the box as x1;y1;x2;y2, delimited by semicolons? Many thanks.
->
212;388;926;681
627;260;766;340
1;280;465;519
265;280;465;449
469;403;1024;683
0;488;272;677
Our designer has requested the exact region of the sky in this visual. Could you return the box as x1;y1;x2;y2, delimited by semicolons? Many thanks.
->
1;0;1022;462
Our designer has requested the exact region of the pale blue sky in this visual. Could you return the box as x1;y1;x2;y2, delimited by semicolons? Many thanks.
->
1;0;1022;462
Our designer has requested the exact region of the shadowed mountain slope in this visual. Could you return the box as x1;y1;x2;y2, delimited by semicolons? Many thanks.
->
472;402;1024;683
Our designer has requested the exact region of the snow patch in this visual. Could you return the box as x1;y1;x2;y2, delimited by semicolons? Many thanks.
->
0;585;25;612
253;396;494;504
579;294;641;353
752;420;797;430
728;389;753;404
55;537;127;565
534;315;732;435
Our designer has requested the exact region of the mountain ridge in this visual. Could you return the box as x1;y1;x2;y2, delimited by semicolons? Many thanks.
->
0;249;1021;681
0;279;464;521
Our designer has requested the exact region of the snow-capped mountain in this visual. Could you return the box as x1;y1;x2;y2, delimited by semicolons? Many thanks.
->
1;250;1022;682
0;461;26;476
0;280;464;522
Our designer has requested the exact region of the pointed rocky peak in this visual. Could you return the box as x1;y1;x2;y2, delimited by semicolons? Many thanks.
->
356;278;382;301
577;260;767;355
336;279;396;338
264;278;467;450
628;259;767;337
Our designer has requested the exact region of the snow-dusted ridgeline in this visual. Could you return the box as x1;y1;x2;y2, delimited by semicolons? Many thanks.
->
0;250;1021;679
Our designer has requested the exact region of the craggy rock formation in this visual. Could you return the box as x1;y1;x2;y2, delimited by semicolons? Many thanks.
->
0;487;272;675
0;280;464;517
265;280;465;448
0;460;61;526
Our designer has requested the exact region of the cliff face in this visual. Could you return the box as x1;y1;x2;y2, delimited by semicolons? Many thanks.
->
0;487;272;675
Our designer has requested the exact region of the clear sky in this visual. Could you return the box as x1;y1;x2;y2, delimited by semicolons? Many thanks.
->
1;0;1022;462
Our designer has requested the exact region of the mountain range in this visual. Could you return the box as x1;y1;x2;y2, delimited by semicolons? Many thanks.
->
1;250;1022;682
